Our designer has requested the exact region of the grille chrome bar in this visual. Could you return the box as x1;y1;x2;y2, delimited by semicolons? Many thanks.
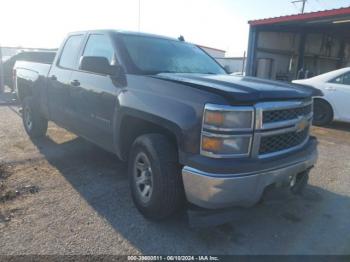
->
250;119;311;158
252;99;313;158
260;113;313;131
255;99;312;130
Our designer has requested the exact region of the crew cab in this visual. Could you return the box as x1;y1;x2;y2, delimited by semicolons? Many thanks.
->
14;30;319;220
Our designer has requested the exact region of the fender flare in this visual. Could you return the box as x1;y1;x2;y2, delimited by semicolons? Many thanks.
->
113;106;183;160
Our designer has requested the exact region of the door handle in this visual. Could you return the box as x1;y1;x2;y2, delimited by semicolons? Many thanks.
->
325;86;336;91
70;80;80;87
50;75;57;81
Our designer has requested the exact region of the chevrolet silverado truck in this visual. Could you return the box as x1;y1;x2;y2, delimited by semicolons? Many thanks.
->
14;30;320;220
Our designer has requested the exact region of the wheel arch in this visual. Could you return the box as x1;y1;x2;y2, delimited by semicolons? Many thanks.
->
17;80;34;104
114;109;182;161
313;96;334;120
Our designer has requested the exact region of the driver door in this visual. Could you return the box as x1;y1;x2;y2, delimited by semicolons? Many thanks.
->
69;33;118;151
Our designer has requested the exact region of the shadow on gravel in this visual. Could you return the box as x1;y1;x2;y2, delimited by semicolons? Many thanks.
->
30;134;350;254
319;121;350;132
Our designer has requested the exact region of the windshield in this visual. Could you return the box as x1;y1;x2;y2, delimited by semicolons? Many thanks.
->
119;34;226;75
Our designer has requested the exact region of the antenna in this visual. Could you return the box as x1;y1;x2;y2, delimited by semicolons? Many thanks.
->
292;0;307;14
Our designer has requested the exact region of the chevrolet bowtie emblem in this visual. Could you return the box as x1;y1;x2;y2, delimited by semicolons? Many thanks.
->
296;118;308;133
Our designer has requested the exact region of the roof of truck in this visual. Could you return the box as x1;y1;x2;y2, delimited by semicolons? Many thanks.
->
68;29;179;41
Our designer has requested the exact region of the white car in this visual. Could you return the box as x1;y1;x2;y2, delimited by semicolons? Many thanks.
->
293;68;350;126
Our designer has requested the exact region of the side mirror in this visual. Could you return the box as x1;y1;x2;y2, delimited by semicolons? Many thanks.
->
79;56;115;75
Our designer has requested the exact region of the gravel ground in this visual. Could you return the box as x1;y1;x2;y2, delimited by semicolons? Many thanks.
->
0;93;350;255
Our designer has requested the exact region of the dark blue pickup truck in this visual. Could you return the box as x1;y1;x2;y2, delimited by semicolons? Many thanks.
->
14;30;319;220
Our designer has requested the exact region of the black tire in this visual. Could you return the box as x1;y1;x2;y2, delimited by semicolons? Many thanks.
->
290;170;309;195
22;96;48;138
313;99;333;126
128;134;184;220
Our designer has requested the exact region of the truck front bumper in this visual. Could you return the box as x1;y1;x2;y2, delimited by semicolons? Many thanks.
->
182;140;318;209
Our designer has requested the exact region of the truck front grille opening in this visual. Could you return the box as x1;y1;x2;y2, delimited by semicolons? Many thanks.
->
259;127;309;155
263;104;312;124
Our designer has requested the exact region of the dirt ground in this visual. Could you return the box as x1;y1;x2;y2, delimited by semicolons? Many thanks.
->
0;92;350;255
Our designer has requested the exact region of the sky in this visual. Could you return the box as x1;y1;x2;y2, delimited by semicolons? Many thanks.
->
1;0;350;56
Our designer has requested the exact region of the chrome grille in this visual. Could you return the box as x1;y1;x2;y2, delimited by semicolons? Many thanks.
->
252;99;313;158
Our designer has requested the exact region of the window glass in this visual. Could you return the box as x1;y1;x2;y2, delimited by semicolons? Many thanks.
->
331;76;343;84
120;35;226;75
59;35;84;69
83;34;115;63
342;73;350;85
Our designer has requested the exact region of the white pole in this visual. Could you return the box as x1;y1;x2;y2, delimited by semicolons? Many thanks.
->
138;0;141;32
0;45;4;93
242;51;246;75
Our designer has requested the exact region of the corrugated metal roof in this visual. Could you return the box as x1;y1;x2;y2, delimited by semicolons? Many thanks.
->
249;6;350;26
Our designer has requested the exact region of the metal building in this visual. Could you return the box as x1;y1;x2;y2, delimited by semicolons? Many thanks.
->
197;45;226;58
246;7;350;81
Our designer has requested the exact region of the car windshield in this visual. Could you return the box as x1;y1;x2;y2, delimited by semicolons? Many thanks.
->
120;34;226;75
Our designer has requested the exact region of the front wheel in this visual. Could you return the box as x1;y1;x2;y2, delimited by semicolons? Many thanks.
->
128;134;184;220
22;97;48;138
313;99;333;126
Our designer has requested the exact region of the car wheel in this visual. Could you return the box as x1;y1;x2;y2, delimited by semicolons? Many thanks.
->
313;99;333;126
22;96;48;138
128;134;184;220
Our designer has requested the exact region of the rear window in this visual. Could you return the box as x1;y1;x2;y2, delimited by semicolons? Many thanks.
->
59;35;84;69
330;72;350;86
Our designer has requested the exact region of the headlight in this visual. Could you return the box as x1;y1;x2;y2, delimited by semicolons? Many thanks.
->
201;104;254;158
203;104;254;131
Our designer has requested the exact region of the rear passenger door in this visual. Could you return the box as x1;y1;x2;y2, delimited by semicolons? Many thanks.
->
69;33;118;151
47;34;85;128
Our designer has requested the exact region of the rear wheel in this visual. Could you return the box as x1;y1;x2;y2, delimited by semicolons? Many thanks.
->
22;97;48;138
313;99;333;126
128;134;184;220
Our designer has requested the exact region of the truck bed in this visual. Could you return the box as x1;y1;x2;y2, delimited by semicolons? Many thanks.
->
15;61;52;78
14;61;52;117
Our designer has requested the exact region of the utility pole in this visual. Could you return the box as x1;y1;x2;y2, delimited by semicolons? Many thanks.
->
138;0;141;32
242;51;246;75
0;45;4;93
292;0;307;14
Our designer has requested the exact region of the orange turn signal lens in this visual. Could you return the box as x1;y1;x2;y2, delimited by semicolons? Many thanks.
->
204;111;224;126
202;136;222;152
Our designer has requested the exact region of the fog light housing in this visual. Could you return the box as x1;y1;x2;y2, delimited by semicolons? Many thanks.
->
201;133;252;157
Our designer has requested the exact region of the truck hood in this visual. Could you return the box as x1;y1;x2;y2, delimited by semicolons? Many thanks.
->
153;73;322;104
